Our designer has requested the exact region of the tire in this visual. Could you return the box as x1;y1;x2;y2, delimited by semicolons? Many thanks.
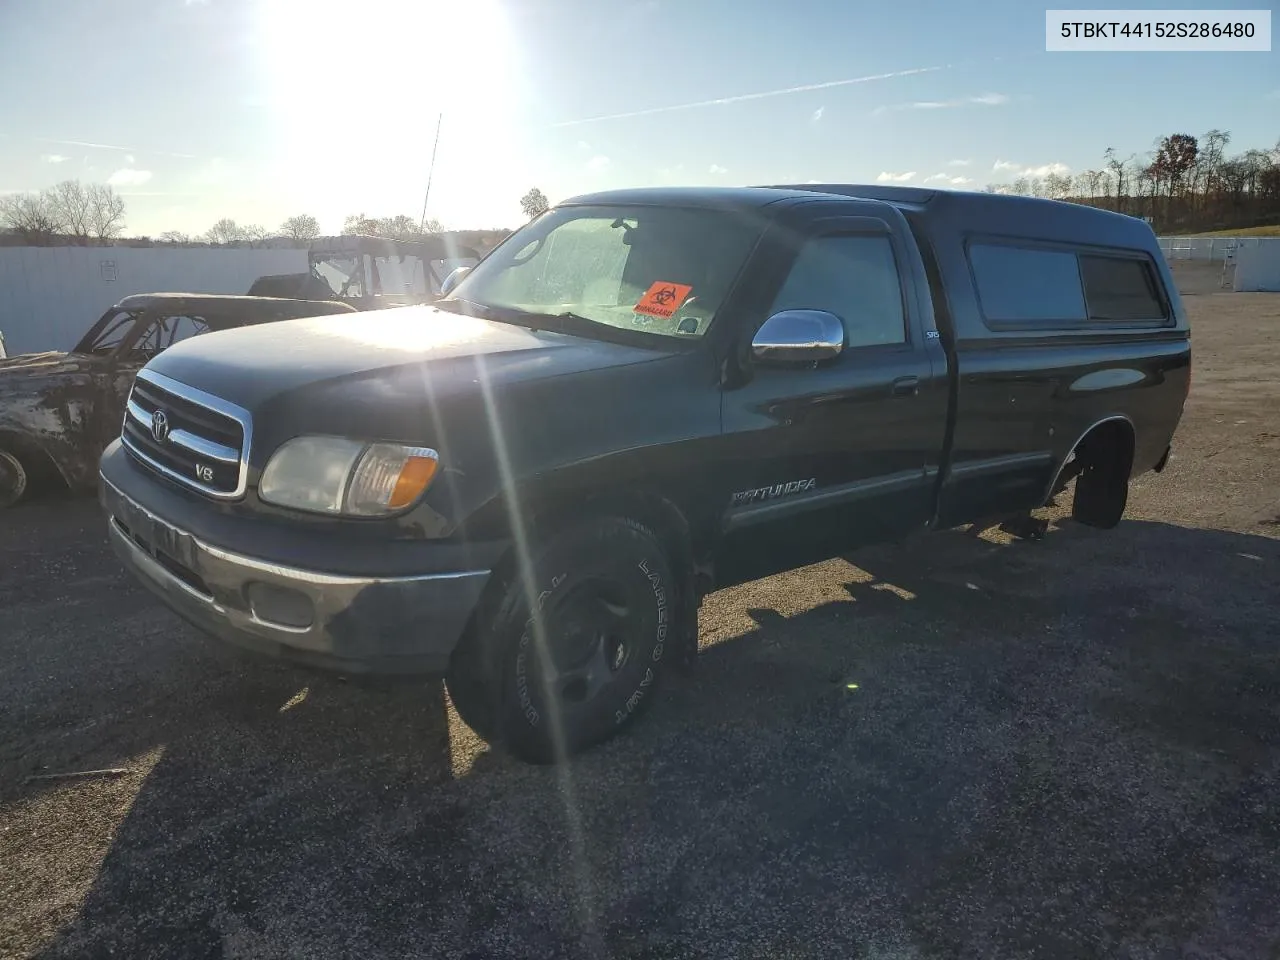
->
1072;455;1128;529
446;515;677;764
0;449;28;509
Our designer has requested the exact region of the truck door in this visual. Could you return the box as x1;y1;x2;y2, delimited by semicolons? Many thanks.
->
717;206;949;582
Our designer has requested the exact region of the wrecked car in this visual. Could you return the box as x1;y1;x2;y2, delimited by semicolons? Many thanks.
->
246;234;482;310
0;293;355;508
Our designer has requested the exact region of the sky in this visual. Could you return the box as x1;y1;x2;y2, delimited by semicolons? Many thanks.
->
0;0;1275;236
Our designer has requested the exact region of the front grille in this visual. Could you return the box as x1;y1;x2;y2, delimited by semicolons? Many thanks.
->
121;370;252;499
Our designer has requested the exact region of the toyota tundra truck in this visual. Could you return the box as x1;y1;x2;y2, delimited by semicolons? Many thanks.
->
98;184;1191;763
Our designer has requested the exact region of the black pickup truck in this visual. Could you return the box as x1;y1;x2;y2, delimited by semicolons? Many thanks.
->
99;185;1191;763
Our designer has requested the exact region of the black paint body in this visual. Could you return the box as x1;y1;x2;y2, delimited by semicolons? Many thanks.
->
99;185;1190;671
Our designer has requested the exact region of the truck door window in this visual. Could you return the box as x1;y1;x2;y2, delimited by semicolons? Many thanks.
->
770;235;906;347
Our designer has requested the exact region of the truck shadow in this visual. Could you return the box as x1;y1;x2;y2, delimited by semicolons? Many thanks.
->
25;518;1280;959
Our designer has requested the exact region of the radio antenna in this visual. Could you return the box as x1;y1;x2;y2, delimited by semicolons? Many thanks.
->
419;112;443;232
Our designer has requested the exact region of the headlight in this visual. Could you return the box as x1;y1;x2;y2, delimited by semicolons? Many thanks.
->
259;437;440;517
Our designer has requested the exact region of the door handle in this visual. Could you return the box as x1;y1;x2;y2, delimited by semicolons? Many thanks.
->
891;376;919;397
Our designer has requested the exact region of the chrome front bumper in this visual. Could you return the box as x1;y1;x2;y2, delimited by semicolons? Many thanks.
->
102;479;491;675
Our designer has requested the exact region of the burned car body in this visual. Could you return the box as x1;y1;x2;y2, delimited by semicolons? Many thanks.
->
0;293;356;508
247;234;482;311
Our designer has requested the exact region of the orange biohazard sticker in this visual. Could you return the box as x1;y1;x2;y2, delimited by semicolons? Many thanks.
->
634;281;693;319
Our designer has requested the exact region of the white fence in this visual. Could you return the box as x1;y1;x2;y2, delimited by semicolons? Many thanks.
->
1157;236;1267;262
1157;236;1280;292
0;246;308;355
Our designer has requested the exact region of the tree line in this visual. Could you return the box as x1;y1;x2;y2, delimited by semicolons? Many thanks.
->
3;182;542;248
0;180;127;244
985;130;1280;233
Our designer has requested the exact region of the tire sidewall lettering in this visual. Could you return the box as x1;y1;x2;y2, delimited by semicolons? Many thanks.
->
612;556;669;725
514;572;567;728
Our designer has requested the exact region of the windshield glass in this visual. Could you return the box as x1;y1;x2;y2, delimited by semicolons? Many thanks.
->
449;205;761;340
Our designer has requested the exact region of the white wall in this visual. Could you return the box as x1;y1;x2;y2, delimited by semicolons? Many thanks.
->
0;246;308;355
1234;241;1280;292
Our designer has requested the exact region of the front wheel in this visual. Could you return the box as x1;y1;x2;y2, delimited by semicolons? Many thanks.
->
446;516;678;764
0;449;29;509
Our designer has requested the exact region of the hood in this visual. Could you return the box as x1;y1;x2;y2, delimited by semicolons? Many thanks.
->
144;305;671;414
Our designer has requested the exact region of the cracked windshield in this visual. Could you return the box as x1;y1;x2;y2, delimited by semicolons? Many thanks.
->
1;0;1276;958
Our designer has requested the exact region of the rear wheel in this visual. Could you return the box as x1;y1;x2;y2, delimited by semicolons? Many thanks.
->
0;449;29;509
446;515;677;764
1070;425;1134;530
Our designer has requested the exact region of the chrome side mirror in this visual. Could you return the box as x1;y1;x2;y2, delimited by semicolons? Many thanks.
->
440;266;471;297
751;309;844;364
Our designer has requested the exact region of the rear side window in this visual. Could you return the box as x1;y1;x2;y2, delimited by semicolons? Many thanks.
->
968;244;1086;323
770;235;906;347
970;243;1169;327
1079;255;1167;321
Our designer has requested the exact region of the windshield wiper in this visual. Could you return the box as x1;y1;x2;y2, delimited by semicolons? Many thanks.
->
433;297;497;318
435;300;616;339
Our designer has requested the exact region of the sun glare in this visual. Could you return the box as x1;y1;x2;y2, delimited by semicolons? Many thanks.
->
254;0;524;228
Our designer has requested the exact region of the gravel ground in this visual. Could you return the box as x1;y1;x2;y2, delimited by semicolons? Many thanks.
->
2;292;1278;960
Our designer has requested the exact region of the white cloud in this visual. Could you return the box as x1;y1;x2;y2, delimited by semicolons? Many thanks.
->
811;106;824;122
1024;162;1070;178
925;173;975;186
993;159;1071;178
947;158;971;167
873;93;1009;116
125;154;136;164
586;155;610;173
107;168;153;186
41;154;69;164
576;140;591;150
876;171;916;183
708;163;728;175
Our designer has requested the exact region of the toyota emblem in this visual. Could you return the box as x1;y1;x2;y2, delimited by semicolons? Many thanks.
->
151;409;170;444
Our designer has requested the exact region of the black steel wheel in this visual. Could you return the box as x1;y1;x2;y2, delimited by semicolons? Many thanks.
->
446;515;678;764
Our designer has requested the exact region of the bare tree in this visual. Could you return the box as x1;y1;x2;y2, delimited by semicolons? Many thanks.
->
343;212;377;235
1084;169;1104;201
280;214;320;241
0;192;67;244
1104;148;1133;212
1043;172;1072;199
48;180;93;241
242;224;271;243
87;183;126;240
340;212;427;240
519;187;549;220
204;218;246;244
379;215;421;240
